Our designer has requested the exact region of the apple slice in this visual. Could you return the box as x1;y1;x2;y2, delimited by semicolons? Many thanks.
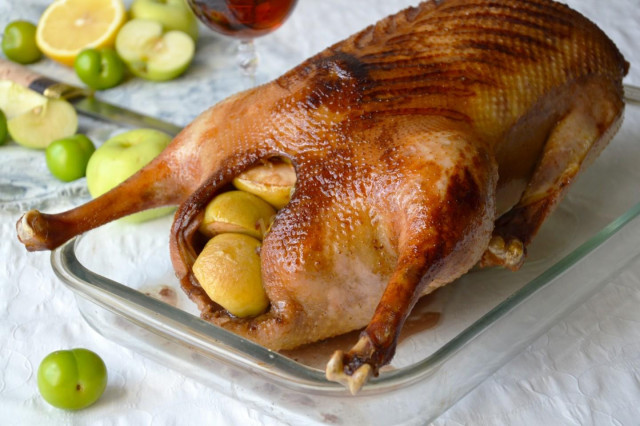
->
233;159;297;209
0;80;78;149
129;0;199;41
199;190;276;239
192;233;270;318
0;80;47;116
115;19;195;82
7;99;78;149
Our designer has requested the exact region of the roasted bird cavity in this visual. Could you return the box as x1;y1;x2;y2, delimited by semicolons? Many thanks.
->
17;0;628;394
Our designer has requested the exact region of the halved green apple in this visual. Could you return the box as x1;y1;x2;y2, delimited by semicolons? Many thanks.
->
129;0;199;41
115;19;195;82
0;80;77;149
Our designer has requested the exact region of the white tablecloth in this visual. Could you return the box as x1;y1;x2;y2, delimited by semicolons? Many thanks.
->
2;1;639;424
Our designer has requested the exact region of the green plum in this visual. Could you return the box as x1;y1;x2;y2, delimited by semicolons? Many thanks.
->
74;48;125;90
2;21;42;64
37;348;107;410
45;134;96;182
0;109;7;145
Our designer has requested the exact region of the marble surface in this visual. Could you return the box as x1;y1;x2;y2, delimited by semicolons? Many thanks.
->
1;0;639;425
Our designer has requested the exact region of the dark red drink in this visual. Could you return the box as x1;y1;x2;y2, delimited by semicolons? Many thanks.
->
187;0;298;39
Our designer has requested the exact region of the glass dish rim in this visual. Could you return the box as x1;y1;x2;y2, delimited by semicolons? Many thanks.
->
49;86;640;397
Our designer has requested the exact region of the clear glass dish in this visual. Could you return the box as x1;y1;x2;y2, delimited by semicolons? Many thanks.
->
51;88;640;425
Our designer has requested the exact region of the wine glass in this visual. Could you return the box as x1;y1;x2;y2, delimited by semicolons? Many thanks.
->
187;0;299;84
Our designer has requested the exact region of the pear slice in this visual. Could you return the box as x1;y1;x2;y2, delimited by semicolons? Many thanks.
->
199;190;276;240
233;160;297;209
115;19;195;82
193;233;269;318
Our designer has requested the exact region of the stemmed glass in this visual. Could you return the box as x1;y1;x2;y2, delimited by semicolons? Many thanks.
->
186;0;298;84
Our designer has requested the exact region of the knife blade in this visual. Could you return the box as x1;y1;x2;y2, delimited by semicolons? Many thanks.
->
0;58;182;136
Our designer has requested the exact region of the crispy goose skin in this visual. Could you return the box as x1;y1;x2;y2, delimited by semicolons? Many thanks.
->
17;0;627;393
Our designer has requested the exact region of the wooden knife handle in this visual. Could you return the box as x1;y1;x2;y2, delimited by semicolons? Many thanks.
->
0;58;46;88
0;58;89;99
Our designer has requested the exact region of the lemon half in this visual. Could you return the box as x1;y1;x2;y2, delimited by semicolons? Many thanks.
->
36;0;126;66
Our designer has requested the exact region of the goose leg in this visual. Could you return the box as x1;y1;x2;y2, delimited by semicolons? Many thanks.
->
479;81;624;270
16;155;187;251
327;148;497;393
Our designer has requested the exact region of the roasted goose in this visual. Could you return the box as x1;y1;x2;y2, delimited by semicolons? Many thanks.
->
17;0;628;393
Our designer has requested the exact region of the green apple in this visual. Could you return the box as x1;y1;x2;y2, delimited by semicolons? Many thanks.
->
37;348;107;411
193;233;269;318
0;80;77;149
86;128;174;222
115;19;195;82
130;0;199;41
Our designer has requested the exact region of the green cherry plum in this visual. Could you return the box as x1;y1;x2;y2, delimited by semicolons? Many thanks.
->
45;134;96;182
37;348;107;410
74;48;125;90
2;21;42;64
0;109;8;145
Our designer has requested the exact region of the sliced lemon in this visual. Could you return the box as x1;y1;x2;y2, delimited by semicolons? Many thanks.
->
36;0;126;66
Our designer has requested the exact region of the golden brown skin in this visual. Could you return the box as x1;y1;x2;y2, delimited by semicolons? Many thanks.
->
16;0;628;393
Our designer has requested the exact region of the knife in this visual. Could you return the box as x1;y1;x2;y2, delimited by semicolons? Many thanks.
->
0;58;182;136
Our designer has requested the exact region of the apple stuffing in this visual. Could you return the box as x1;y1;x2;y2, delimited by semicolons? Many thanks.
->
193;159;296;318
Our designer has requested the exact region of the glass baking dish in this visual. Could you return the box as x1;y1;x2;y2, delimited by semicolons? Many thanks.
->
50;88;640;425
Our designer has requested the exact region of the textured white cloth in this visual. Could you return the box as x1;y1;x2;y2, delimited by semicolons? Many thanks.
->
1;1;639;425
